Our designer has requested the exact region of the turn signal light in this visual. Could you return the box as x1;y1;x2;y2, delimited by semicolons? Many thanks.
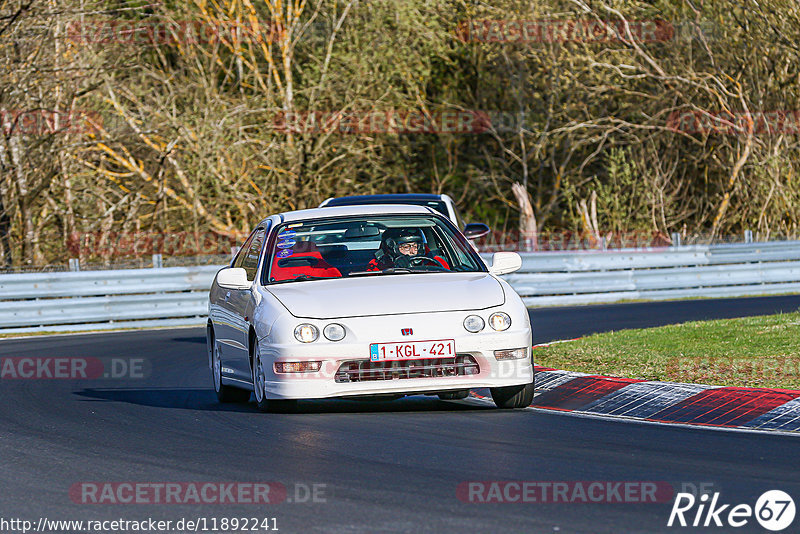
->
489;312;512;331
494;348;527;361
294;324;319;343
274;361;322;373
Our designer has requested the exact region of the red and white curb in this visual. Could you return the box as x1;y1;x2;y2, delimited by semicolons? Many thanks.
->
529;367;800;432
468;341;800;434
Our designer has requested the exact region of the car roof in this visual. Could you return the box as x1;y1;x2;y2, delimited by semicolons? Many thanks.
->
323;193;446;205
275;203;433;224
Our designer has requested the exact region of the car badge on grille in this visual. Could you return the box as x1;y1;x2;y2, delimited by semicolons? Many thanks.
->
401;328;413;336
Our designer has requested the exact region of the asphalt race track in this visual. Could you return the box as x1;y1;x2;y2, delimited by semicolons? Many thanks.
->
1;295;799;533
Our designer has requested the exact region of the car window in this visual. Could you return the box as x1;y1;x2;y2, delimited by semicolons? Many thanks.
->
241;227;266;281
232;229;258;268
327;199;451;220
263;215;486;284
419;201;449;218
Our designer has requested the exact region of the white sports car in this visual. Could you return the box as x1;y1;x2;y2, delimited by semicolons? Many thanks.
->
207;204;534;411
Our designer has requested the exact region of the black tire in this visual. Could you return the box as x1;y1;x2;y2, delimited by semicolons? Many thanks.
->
209;328;251;403
252;343;298;413
438;389;470;400
490;380;535;409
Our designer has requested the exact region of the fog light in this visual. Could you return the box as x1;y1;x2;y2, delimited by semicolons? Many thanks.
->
274;361;322;373
494;348;527;361
489;312;511;331
323;323;346;341
463;315;485;333
294;324;319;343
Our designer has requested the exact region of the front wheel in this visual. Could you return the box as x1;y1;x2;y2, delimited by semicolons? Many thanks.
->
252;344;298;413
490;381;535;409
210;330;251;403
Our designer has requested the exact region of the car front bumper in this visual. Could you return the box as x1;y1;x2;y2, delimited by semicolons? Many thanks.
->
257;312;533;400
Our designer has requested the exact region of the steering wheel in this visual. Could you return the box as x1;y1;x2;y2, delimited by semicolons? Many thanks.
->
409;256;443;268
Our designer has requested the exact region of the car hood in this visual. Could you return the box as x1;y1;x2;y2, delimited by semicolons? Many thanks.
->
266;273;505;319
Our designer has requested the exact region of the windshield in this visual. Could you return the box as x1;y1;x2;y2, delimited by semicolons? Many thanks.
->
263;215;485;284
327;198;450;219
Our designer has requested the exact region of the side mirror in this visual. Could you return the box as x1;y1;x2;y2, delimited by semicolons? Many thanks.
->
216;267;251;290
463;223;490;240
489;252;522;275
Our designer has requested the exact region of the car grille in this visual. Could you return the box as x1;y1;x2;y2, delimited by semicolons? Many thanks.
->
334;354;480;383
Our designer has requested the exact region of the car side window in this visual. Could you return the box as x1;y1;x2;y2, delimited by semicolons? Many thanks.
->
241;227;266;281
232;230;257;269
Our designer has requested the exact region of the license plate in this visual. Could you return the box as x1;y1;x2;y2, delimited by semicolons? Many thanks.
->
369;339;456;362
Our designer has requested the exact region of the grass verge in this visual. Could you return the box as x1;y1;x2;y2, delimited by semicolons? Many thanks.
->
535;312;800;389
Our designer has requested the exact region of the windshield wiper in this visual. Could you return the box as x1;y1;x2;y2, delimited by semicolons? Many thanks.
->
270;275;336;284
348;268;447;277
348;268;414;276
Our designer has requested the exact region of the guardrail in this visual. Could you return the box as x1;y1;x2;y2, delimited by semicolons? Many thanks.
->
495;240;800;307
1;241;799;333
0;266;220;334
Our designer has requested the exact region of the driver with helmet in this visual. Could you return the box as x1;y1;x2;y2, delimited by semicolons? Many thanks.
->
366;228;449;271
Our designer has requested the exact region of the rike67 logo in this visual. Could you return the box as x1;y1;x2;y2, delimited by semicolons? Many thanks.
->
668;490;795;531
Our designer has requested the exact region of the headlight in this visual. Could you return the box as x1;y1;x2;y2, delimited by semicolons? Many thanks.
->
463;315;485;333
294;324;319;343
323;323;346;342
489;312;511;331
